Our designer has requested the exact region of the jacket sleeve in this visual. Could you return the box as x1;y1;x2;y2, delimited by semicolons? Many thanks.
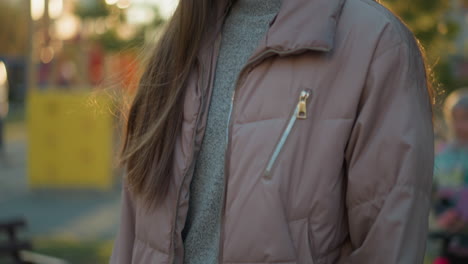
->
110;182;136;264
344;41;434;263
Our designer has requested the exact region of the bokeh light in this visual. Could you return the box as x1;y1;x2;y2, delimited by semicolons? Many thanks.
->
48;0;63;19
0;61;7;86
31;0;45;20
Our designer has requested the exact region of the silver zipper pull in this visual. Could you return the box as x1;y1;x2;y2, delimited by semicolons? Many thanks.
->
297;90;310;119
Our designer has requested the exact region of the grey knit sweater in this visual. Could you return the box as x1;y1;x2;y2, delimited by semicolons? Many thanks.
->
182;0;282;263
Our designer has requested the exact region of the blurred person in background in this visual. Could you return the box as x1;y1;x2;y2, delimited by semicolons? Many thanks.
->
436;89;468;184
111;0;434;263
0;60;8;162
432;88;468;264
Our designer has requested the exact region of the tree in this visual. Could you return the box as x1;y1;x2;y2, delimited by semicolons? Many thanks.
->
0;1;29;57
382;0;460;96
75;0;109;19
74;0;165;53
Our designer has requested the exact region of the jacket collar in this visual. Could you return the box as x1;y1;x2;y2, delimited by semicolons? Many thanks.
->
216;0;346;53
266;0;345;52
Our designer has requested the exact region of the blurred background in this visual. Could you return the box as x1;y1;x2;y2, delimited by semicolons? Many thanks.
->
0;0;174;263
0;0;466;263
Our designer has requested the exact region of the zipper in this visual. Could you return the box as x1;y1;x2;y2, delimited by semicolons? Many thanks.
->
169;59;205;264
264;89;311;179
218;47;323;263
222;47;325;144
169;32;222;264
225;93;235;143
169;33;223;264
217;52;273;264
218;48;295;263
223;50;281;142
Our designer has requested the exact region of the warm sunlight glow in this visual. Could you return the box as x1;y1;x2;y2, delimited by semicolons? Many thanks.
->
31;0;45;20
117;0;131;9
48;0;63;19
156;0;177;18
139;0;177;18
55;14;80;40
127;6;155;24
0;61;7;86
105;0;119;5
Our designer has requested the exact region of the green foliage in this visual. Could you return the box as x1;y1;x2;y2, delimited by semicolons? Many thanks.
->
88;5;165;52
382;0;460;96
383;0;455;45
94;29;145;52
75;0;110;19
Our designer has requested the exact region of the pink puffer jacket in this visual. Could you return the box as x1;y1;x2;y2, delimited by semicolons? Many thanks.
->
111;0;434;263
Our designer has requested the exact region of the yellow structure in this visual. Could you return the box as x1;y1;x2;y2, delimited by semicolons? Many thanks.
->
27;90;114;190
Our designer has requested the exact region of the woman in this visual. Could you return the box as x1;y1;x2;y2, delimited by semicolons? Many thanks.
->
111;0;434;263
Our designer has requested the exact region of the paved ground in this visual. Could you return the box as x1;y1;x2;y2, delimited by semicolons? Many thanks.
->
0;121;121;241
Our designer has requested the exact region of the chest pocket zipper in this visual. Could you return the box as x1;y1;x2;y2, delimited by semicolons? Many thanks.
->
264;90;311;179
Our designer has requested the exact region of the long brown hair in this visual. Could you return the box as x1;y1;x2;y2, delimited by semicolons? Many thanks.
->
119;0;225;206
